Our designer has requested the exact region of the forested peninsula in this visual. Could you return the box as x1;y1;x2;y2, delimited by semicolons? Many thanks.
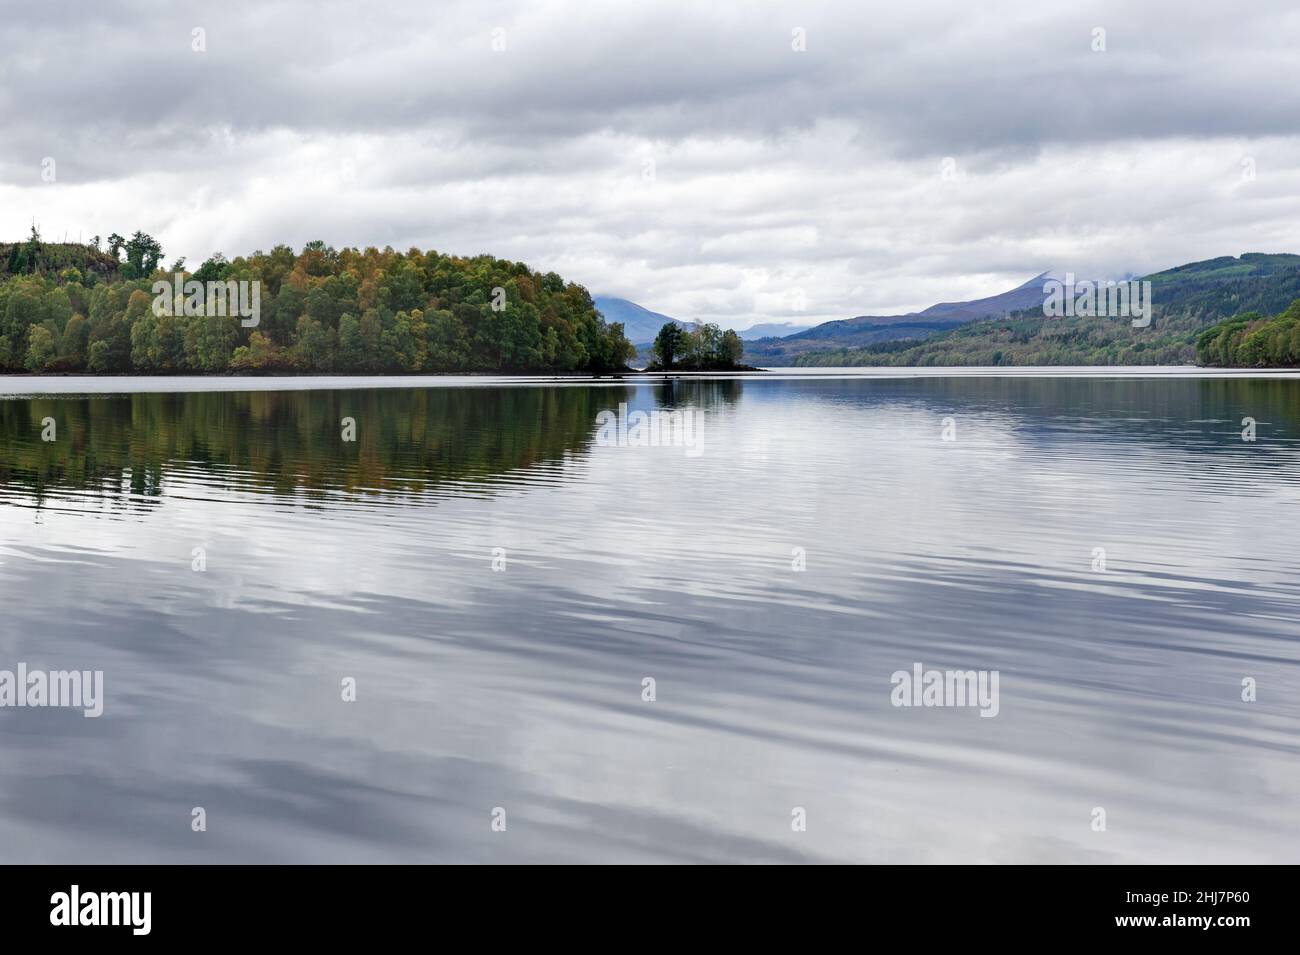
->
0;229;636;375
1196;300;1300;367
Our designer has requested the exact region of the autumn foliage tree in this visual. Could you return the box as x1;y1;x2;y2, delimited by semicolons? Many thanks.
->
0;238;636;375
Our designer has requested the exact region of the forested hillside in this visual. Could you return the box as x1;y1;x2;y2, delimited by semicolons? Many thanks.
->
791;254;1300;367
0;229;635;374
1196;300;1300;367
794;313;1195;366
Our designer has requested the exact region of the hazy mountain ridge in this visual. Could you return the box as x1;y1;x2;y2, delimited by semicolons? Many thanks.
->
594;296;811;344
592;296;685;345
792;253;1300;367
743;272;1058;364
736;321;814;339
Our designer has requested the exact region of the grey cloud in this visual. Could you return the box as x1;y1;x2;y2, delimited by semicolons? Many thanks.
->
3;1;1300;325
5;0;1299;164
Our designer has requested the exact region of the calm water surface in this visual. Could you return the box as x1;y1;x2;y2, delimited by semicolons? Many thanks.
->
1;372;1298;863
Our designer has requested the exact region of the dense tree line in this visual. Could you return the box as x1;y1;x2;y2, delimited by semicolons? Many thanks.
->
1196;299;1300;367
647;321;745;370
0;230;635;374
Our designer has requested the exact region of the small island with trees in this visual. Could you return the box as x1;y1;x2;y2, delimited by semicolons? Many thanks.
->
645;320;759;371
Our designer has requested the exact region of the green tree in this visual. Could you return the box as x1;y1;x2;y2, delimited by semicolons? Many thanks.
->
652;322;684;367
87;339;113;372
230;331;291;372
193;253;229;284
130;312;161;370
381;310;419;370
292;315;334;370
156;312;186;371
121;231;164;279
24;325;57;371
2;281;44;368
336;313;369;371
61;314;90;368
185;313;237;372
91;315;133;372
721;328;744;365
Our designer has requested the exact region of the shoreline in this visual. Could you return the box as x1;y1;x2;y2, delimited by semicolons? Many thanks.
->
3;365;1300;395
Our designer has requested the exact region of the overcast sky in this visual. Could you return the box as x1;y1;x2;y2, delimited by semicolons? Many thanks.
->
3;0;1299;328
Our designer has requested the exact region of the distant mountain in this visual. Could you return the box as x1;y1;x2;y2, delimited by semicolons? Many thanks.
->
594;297;814;344
792;253;1300;368
593;296;684;345
745;272;1057;365
737;321;814;340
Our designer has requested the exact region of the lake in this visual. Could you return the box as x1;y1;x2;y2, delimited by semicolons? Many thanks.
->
1;370;1298;863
